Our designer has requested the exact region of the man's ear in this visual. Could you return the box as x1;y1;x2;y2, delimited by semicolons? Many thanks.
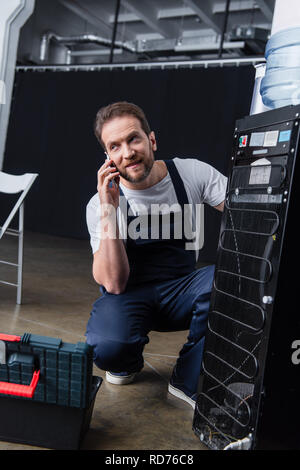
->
149;131;157;151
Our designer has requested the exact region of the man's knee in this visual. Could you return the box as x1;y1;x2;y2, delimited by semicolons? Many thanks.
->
86;333;127;370
86;333;145;372
189;265;215;336
199;264;215;291
86;287;152;372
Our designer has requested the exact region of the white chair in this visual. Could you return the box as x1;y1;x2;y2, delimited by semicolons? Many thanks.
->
0;171;38;304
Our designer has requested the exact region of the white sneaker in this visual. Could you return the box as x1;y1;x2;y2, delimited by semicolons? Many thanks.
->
168;382;196;409
106;371;137;385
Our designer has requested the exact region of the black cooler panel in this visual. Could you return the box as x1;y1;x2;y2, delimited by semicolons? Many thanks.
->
193;104;300;450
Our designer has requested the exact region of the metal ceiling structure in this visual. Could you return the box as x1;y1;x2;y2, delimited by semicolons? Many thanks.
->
17;0;275;67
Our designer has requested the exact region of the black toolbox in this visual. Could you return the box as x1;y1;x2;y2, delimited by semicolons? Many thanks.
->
0;332;102;450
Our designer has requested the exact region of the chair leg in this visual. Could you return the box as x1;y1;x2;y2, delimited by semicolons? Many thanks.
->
16;204;24;305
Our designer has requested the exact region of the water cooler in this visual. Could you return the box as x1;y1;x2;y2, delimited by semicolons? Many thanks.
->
193;103;300;450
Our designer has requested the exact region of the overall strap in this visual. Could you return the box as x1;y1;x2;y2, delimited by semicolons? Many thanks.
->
164;159;189;207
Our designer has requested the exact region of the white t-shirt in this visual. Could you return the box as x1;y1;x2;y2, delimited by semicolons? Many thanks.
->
86;157;227;254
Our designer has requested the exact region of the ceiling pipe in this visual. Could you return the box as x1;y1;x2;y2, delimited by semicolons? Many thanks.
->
218;0;231;58
18;56;265;73
109;0;121;64
39;31;136;62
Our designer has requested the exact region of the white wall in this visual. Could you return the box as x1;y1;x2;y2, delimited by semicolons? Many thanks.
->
0;0;35;170
271;0;300;34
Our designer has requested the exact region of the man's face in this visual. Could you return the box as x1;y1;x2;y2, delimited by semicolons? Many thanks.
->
101;115;157;185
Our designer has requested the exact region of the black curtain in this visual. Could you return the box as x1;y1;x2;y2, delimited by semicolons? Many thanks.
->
3;66;255;262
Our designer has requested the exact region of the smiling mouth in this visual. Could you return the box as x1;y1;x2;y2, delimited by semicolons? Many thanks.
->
126;161;142;169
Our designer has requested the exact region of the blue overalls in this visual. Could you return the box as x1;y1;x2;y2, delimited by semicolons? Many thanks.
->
86;160;215;398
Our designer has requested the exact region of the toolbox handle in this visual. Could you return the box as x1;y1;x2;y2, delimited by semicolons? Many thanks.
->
0;334;21;342
0;370;40;398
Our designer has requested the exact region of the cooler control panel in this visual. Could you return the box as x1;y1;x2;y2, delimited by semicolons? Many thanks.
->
235;119;297;160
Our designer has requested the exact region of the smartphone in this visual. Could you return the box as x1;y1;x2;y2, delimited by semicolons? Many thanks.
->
105;152;118;188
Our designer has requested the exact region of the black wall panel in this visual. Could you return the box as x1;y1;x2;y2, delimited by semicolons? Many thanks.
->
3;66;255;262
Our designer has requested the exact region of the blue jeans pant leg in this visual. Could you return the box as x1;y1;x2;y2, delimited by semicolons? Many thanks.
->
85;285;156;374
155;265;215;396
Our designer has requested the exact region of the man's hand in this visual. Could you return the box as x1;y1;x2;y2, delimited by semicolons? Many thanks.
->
97;159;120;209
214;200;225;212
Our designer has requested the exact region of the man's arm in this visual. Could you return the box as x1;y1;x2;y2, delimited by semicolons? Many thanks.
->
92;159;130;294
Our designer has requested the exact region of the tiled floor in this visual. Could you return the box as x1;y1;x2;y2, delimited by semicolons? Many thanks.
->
0;231;207;451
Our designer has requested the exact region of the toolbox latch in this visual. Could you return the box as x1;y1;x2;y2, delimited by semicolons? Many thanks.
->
0;333;40;398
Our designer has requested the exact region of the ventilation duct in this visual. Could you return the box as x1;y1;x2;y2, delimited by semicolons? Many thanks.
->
39;31;136;62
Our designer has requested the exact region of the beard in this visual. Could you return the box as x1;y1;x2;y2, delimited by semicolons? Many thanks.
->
116;146;155;183
118;160;153;183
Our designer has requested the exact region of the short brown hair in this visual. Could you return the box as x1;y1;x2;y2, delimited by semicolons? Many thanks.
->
94;101;151;149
